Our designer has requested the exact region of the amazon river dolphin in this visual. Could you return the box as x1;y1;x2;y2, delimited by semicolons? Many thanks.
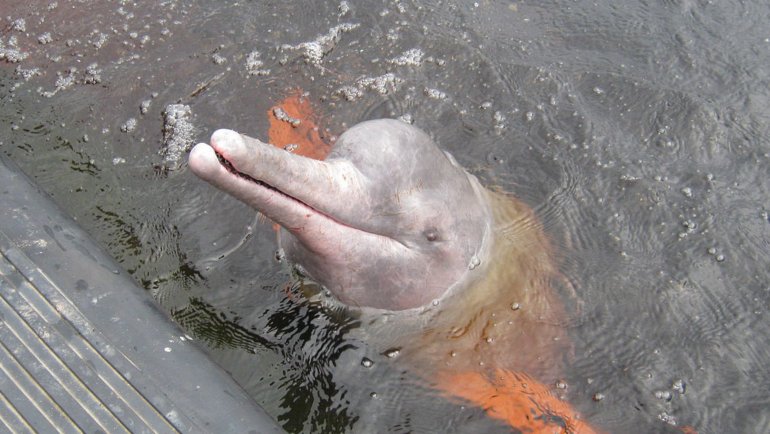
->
189;117;599;432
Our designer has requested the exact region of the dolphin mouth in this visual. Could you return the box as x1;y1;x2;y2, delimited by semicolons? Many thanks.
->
215;150;274;191
211;149;368;238
212;150;315;215
199;142;409;254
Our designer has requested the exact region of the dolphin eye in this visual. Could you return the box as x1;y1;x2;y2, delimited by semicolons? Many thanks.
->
424;228;440;242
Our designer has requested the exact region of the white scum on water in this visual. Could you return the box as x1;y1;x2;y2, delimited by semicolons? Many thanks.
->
11;18;26;33
38;32;54;45
338;0;351;17
388;48;425;67
84;63;102;84
120;118;137;133
0;36;29;64
41;68;78;97
161;104;195;170
245;50;270;76
281;23;360;65
335;73;404;102
423;87;447;100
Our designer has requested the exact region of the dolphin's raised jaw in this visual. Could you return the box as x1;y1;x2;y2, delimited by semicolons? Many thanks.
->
188;130;404;258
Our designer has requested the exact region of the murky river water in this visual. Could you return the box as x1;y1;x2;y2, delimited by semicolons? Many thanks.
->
2;0;769;432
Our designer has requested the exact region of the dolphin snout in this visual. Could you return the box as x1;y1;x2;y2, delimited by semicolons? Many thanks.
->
188;142;221;180
210;129;250;164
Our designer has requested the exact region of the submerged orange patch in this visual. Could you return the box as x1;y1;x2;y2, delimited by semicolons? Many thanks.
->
437;369;599;433
266;90;332;161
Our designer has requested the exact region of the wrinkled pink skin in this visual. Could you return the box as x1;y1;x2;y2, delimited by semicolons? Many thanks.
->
189;119;492;311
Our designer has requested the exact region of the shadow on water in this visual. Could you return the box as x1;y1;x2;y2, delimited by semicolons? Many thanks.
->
172;285;362;432
2;0;770;432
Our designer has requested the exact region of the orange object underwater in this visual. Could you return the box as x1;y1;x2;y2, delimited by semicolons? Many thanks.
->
438;369;597;433
266;90;333;160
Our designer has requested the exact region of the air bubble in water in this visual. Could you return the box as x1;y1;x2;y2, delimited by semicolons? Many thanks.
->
658;412;677;426
671;379;685;394
384;348;400;358
468;255;481;270
121;118;137;133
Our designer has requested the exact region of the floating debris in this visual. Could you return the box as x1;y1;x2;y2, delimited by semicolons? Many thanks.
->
38;32;53;45
161;104;195;170
493;110;506;130
282;23;360;65
336;85;363;101
140;99;152;115
671;379;686;394
120;118;137;133
245;50;270;76
11;18;26;33
41;68;78;97
83;63;102;84
272;107;301;127
335;73;403;101
388;48;424;66
0;36;29;63
338;0;351;16
357;73;402;94
15;66;41;81
424;87;447;100
658;412;677;426
90;31;109;49
211;53;227;65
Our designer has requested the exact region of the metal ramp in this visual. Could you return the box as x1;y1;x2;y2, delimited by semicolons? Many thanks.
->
0;155;282;433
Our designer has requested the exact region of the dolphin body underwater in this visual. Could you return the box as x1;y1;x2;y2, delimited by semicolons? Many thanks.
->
189;94;598;433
